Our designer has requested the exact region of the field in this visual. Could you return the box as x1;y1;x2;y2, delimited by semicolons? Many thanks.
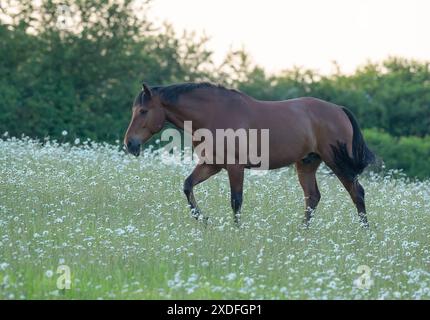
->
1;137;429;299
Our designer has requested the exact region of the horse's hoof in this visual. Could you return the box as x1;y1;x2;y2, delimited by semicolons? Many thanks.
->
360;221;370;229
190;208;201;220
233;214;241;227
302;217;312;228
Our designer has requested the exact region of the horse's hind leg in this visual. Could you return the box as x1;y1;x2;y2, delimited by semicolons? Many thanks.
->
336;176;369;227
319;151;369;227
184;163;221;220
296;154;322;226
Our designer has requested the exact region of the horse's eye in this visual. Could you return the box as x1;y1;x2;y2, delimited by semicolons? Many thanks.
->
140;109;147;115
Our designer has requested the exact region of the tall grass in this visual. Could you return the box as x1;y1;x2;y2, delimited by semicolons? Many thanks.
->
1;137;429;299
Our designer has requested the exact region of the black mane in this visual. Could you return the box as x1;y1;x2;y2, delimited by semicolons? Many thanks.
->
151;82;239;104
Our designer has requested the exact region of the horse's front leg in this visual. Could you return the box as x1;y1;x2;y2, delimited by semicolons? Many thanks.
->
183;163;221;220
227;164;245;225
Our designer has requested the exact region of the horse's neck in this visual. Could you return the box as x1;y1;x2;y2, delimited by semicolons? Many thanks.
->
163;97;207;134
164;109;186;131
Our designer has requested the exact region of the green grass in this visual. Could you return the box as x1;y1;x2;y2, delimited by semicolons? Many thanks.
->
1;137;429;299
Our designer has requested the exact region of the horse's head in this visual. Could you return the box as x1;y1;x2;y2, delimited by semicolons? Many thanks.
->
124;83;166;156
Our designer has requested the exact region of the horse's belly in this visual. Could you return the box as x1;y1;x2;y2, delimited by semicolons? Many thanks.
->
266;131;313;169
244;142;307;170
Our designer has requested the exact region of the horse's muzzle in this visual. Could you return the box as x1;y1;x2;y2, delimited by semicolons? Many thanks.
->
126;138;141;157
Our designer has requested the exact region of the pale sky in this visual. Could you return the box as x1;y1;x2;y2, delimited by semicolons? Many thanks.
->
148;0;430;74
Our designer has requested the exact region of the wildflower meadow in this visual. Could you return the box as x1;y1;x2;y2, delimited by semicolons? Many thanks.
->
1;136;429;299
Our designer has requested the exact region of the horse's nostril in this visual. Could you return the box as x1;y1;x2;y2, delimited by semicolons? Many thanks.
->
126;138;141;156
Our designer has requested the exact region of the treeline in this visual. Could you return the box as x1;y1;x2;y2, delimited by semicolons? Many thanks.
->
1;1;429;179
364;129;430;180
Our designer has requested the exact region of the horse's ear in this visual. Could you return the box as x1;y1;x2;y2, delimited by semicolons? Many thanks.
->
142;82;152;99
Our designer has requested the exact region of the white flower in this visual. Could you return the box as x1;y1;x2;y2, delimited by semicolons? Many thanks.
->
226;273;237;281
61;130;68;136
186;287;195;294
243;277;254;287
125;225;136;233
0;262;9;270
115;228;125;236
74;138;80;144
45;270;54;278
187;274;198;283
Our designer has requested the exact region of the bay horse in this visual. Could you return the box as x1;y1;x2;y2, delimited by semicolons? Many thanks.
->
124;82;375;227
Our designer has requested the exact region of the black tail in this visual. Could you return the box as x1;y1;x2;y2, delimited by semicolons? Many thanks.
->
330;107;375;181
